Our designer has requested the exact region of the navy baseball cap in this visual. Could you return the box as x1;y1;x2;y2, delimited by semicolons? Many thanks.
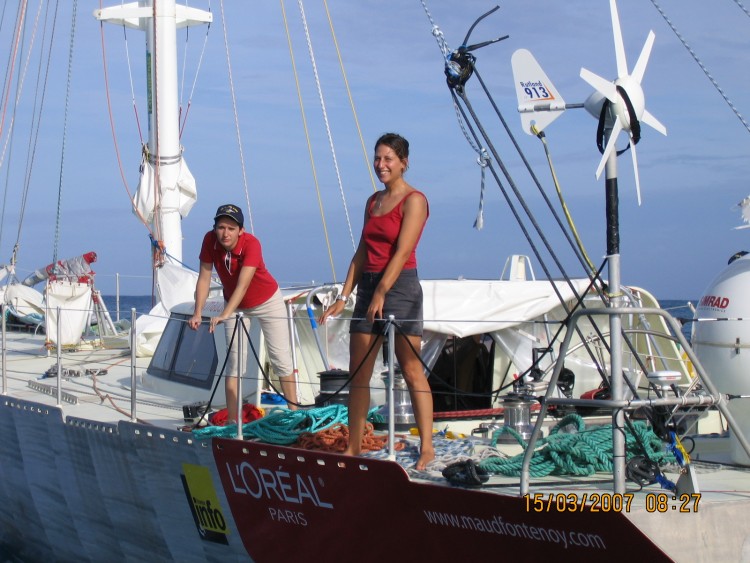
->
214;204;244;228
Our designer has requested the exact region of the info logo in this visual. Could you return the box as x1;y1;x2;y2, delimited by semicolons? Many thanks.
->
181;463;230;544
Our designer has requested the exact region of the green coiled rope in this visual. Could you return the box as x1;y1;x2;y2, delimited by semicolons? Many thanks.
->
478;413;675;478
192;404;380;444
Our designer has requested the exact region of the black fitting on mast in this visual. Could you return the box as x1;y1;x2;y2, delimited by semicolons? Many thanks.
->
444;6;507;91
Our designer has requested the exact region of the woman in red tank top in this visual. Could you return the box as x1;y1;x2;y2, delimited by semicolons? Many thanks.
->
320;133;434;470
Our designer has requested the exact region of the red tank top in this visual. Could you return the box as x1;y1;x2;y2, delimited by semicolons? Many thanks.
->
362;190;428;272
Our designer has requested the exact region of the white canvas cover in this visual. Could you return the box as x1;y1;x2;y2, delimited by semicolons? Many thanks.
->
45;280;93;346
421;278;592;337
308;278;592;377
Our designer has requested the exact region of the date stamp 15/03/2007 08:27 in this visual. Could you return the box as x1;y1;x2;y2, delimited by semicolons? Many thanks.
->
523;492;701;514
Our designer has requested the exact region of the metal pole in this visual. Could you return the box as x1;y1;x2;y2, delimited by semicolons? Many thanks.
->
130;308;137;422
286;300;300;405
56;306;62;407
387;315;396;461
116;273;121;322
1;304;6;395
605;144;626;494
236;313;244;440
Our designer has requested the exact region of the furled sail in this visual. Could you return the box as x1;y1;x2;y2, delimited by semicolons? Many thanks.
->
133;156;197;224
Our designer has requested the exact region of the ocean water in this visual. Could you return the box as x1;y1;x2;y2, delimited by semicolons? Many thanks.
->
99;295;697;337
101;294;158;319
659;299;697;344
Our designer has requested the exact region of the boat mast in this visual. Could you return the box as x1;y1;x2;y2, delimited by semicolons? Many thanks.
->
94;1;211;265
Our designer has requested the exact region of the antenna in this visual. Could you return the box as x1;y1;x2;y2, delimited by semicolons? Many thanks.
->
579;0;667;205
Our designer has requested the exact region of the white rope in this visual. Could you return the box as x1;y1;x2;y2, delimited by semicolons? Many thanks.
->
296;0;355;251
419;0;451;57
218;0;254;233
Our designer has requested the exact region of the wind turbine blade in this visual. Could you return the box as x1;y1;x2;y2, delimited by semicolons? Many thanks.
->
632;30;655;83
595;119;623;179
580;68;618;103
610;0;628;77
630;137;642;205
641;109;667;135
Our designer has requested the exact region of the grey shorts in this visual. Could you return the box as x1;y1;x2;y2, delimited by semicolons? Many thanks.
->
350;269;423;336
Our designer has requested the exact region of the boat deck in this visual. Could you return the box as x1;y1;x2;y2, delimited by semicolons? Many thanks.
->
2;330;750;562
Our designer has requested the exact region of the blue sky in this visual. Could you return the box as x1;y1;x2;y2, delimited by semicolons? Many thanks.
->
1;0;748;301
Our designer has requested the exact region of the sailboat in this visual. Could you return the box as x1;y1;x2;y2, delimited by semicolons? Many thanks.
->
0;1;748;562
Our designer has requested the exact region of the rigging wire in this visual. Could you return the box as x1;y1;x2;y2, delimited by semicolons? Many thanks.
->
731;0;750;18
279;0;337;281
650;0;750;134
318;0;362;250
178;1;212;139
97;1;152;233
13;0;54;273
0;1;27;162
120;14;144;145
321;0;377;199
218;0;254;234
297;0;354;253
52;0;77;265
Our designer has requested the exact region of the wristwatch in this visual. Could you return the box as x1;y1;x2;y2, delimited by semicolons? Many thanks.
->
335;294;348;303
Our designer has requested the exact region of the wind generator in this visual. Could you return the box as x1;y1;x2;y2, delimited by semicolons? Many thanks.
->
511;0;667;494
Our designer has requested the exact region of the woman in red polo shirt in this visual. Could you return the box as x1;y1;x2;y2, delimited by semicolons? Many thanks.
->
189;204;297;422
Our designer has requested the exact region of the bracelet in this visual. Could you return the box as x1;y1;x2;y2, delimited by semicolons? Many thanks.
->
335;294;348;303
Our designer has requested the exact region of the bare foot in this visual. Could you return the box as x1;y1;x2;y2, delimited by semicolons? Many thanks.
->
415;445;435;470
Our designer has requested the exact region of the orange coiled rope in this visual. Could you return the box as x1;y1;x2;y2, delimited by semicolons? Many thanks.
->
297;422;406;453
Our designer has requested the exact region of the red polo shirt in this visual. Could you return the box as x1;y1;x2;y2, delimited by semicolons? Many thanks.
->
199;231;278;308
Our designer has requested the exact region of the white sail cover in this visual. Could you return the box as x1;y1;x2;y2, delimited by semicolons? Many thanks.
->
133;157;197;223
45;280;93;347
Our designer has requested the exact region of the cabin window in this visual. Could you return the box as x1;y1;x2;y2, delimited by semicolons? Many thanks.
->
148;313;218;389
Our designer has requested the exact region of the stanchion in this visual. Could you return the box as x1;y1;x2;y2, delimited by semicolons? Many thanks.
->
387;315;396;461
130;308;137;421
236;313;244;440
56;306;62;407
